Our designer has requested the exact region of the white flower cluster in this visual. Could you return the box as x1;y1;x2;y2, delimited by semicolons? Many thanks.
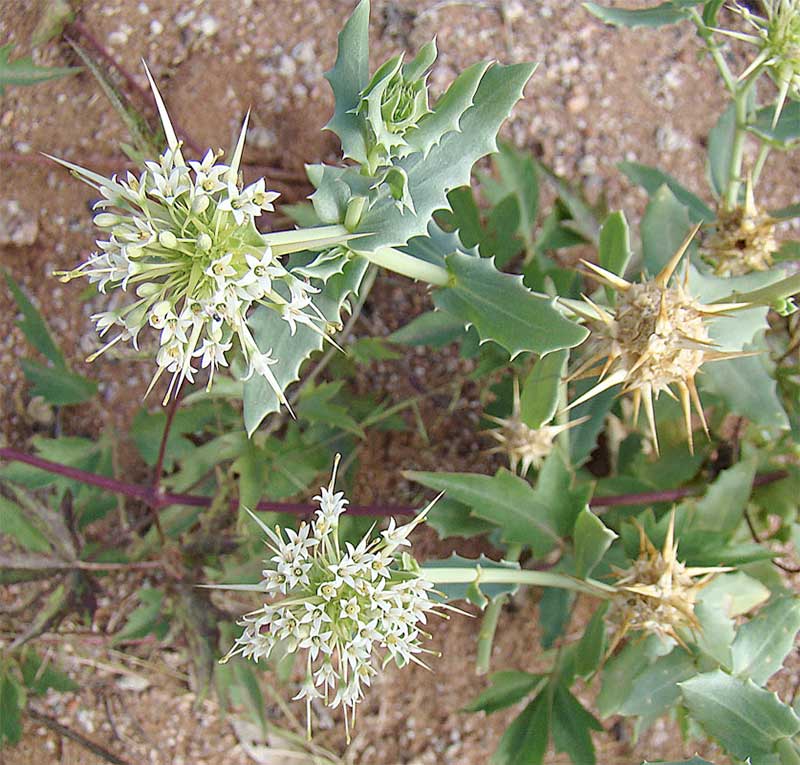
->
53;66;324;405
220;458;440;739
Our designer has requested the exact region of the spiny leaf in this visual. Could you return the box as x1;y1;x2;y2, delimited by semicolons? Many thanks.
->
679;670;800;761
243;256;369;435
355;62;537;251
433;252;588;358
323;0;370;163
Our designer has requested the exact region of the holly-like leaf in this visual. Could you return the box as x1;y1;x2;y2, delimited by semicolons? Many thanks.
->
463;670;541;714
423;553;521;609
243;256;369;435
425;496;496;539
731;596;800;686
750;100;800;148
707;103;736;200
323;0;370;163
584;1;698;28
679;670;800;761
433;252;588;358
19;358;97;406
355;62;537;251
388;310;466;347
0;43;78;95
618;648;697;732
406;468;560;556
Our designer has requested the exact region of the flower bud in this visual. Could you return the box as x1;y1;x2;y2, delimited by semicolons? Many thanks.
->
197;232;213;252
158;230;178;249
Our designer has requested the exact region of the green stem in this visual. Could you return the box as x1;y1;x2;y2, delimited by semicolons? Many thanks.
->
422;566;615;598
776;738;800;765
715;272;800;307
475;544;522;675
725;83;753;209
358;246;450;286
752;143;772;188
688;9;736;93
262;224;356;256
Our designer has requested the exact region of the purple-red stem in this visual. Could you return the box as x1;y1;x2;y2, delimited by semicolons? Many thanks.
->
0;447;788;517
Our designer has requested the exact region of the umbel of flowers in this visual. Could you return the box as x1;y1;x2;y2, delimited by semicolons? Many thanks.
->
567;226;753;453
216;457;443;740
52;66;329;407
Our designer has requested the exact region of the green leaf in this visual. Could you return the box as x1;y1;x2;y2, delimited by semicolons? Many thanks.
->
707;103;735;199
583;1;697;28
0;495;52;554
425;496;496;539
113;588;168;644
0;43;79;95
573;508;617;578
491;691;550;765
598;211;632;303
641;759;716;765
494;142;539;254
617;162;714;222
618;648;696;731
551;684;602;765
537;162;601;244
296;381;365;437
641;185;691;275
750;101;800;147
323;0;370;163
535;450;591;537
691;459;757;536
539;586;573;649
424;553;521;608
679;670;800;761
731;596;800;685
519;350;567;429
434;252;588;359
389;310;466;347
19;359;97;406
699;353;789;430
243;256;369;435
0;667;24;746
5;272;65;367
405;60;492;158
463;670;541;713
21;650;78;695
575;604;608;677
356;62;537;251
406;468;560;556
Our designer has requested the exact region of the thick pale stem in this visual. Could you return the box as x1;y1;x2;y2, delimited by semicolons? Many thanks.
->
262;224;355;256
422;566;615;598
715;272;800;307
725;81;756;209
475;544;522;675
359;246;450;286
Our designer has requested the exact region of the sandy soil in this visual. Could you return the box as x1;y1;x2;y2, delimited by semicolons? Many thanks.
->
2;0;799;763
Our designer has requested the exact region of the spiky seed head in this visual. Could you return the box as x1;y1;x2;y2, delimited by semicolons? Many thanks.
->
703;202;778;277
484;378;586;475
605;510;730;652
568;226;753;453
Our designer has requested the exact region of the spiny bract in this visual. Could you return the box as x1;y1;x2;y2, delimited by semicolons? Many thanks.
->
606;510;730;652
567;226;752;453
484;377;585;475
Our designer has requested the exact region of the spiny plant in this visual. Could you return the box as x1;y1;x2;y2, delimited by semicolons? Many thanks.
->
2;1;800;764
